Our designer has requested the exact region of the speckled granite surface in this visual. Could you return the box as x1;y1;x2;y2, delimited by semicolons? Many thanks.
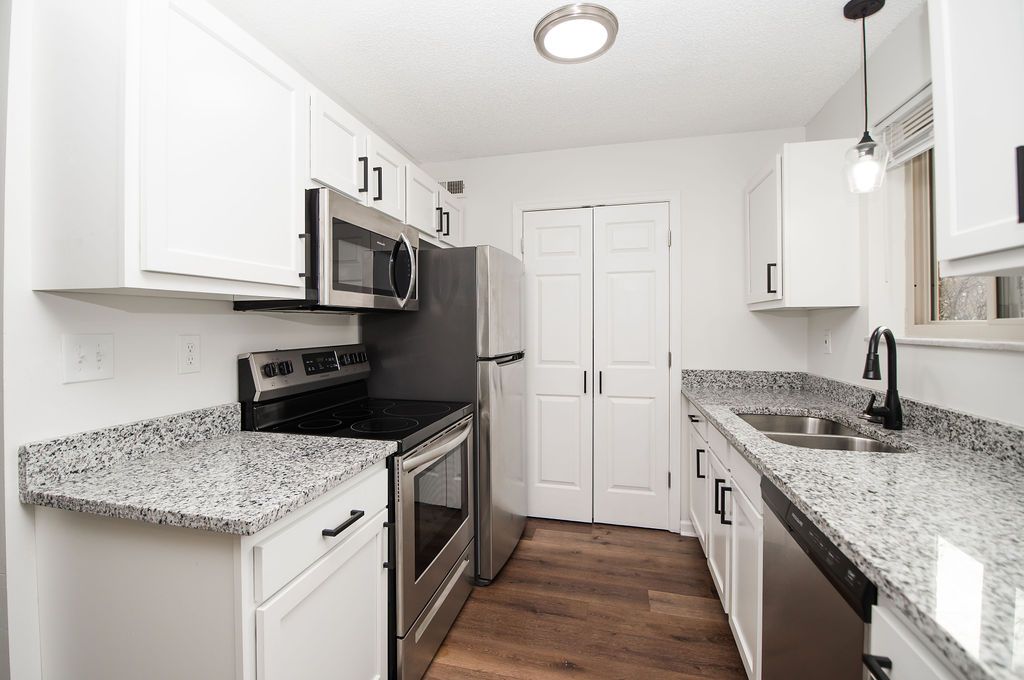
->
682;372;1024;680
19;405;396;535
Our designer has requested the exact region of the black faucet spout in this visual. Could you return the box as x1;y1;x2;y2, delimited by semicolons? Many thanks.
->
861;326;903;430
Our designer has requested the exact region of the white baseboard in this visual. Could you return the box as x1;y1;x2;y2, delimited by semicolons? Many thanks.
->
679;518;696;537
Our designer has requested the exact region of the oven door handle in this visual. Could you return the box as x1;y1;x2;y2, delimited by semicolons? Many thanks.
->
389;232;417;309
402;421;472;474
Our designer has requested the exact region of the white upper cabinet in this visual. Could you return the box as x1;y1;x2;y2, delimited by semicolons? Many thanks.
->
405;164;444;239
929;0;1024;276
310;91;370;201
745;139;861;310
437;186;465;247
366;135;408;222
31;0;307;298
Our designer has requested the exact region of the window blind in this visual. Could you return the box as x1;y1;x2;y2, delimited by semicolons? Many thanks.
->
877;84;934;168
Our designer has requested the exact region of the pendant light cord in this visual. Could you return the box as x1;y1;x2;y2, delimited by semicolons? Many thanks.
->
861;16;869;133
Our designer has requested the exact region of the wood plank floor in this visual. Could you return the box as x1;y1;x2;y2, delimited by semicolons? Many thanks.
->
423;518;745;680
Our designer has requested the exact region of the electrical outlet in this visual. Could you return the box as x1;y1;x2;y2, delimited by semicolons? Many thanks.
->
178;335;201;374
823;330;833;355
62;334;115;383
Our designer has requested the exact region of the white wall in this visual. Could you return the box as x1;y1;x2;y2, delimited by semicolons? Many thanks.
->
804;5;1024;427
2;3;359;676
424;127;810;372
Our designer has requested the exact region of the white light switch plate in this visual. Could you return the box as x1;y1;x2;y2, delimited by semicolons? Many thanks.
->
62;334;115;383
178;335;201;374
823;330;833;354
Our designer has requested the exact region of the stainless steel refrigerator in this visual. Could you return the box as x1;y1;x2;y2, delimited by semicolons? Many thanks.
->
363;245;526;584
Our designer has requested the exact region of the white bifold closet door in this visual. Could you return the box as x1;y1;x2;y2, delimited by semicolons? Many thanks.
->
524;203;670;530
523;208;595;523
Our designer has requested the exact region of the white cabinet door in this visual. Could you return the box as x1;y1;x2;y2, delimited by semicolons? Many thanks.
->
868;605;959;680
745;157;783;304
405;164;442;238
592;203;671;530
366;134;407;221
438;188;465;247
929;0;1024;272
524;208;594;522
687;426;709;550
706;450;731;611
729;484;763;680
140;0;308;287
311;91;370;201
257;509;388;680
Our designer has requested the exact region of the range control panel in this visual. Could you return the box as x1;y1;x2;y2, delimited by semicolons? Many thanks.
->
239;343;370;402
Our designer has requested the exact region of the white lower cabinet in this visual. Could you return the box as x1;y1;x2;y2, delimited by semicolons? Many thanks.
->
728;483;763;680
34;463;389;680
706;449;731;611
257;508;388;680
868;603;960;680
687;423;709;550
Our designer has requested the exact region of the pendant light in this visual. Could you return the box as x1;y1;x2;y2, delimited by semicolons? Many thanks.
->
843;0;890;193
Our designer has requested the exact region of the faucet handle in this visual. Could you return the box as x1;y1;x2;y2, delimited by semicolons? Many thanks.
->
860;395;885;423
863;394;877;413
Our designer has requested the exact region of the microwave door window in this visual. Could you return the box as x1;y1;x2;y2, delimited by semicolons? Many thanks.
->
332;219;396;296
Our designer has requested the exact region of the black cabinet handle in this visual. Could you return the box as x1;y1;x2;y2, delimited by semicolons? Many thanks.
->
599;371;603;394
767;262;777;294
713;478;724;514
863;654;893;680
719;486;733;525
373;167;383;201
1016;146;1023;223
436;207;444;233
688;414;700;423
695;448;706;479
322;509;364;537
443;211;451;237
358;156;369;193
583;370;587;394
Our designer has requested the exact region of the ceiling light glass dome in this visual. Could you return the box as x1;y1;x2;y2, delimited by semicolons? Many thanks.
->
534;4;619;64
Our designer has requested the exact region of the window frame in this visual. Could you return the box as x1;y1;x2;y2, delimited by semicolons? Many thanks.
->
906;151;1024;340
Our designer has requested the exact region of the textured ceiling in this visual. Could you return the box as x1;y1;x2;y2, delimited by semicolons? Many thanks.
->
209;0;925;163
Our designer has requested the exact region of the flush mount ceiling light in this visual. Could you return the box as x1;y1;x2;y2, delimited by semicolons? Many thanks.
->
534;4;618;64
843;0;891;194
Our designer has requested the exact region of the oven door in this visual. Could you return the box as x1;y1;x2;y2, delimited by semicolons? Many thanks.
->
395;416;474;636
321;189;418;310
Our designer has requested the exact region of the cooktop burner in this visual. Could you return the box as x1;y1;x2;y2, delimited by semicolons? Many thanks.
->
384;403;453;417
297;418;345;431
350;417;419;434
331;407;372;419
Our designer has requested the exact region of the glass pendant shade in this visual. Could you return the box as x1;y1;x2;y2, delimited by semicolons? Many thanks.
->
845;132;890;193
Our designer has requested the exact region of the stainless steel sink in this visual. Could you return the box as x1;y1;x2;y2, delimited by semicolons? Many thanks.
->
737;413;902;453
764;432;903;453
738;414;861;437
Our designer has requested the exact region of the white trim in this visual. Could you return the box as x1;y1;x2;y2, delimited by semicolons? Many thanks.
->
867;335;1024;353
514;191;684;533
679;519;697;538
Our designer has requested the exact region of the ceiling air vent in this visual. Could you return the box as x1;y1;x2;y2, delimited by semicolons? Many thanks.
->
439;179;465;197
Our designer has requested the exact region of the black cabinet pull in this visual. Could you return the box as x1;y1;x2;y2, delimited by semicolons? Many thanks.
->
358;156;369;193
1016;146;1023;224
695;448;706;479
767;262;777;294
719;486;733;525
373;167;383;201
443;211;451;237
322;509;364;537
583;370;587;394
598;371;603;394
688;414;700;423
863;654;893;680
713;478;724;514
436;207;444;233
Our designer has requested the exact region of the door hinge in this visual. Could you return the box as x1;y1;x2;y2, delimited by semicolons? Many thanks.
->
520;236;524;254
668;231;672;247
668;471;672;489
668;351;672;368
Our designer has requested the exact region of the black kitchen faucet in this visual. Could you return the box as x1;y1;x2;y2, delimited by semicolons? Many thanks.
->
860;325;903;430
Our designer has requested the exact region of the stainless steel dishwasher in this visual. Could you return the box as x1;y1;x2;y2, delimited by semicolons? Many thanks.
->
761;479;878;680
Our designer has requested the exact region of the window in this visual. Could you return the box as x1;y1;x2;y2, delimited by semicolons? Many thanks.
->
908;150;1024;339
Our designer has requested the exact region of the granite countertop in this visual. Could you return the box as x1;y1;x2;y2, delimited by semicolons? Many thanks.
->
682;375;1024;680
19;404;396;535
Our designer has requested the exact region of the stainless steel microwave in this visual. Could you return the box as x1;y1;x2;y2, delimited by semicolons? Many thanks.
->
235;188;419;313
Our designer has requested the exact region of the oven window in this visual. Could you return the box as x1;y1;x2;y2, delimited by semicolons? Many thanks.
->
331;219;397;296
413;447;468;579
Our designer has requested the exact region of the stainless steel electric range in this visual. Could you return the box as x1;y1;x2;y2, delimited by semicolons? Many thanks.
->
238;343;475;680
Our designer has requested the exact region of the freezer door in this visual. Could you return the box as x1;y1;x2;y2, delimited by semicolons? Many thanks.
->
476;246;524;358
475;353;527;581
